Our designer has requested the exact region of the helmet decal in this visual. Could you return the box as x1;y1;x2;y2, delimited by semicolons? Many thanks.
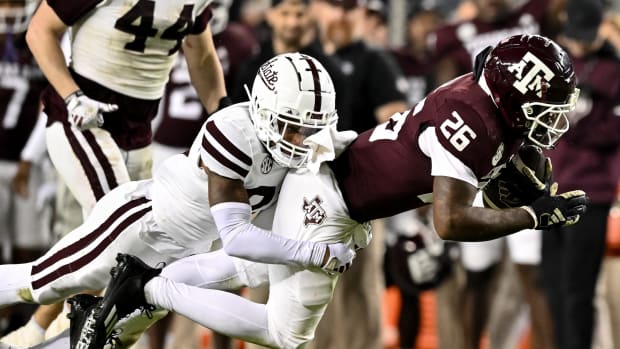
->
508;52;555;97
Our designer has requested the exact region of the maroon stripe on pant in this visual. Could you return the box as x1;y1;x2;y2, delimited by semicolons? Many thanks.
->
82;129;119;190
31;197;149;275
31;205;152;290
62;124;105;200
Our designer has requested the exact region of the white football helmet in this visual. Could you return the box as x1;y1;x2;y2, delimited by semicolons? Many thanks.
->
0;0;38;34
246;52;338;168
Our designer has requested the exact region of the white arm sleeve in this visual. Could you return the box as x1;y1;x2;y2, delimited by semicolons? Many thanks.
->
210;202;327;267
20;112;48;164
418;127;478;187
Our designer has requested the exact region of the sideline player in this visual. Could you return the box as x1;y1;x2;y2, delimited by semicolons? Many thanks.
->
21;0;228;344
87;34;588;349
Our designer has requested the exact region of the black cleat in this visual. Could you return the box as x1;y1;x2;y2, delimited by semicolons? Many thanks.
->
74;253;163;349
67;294;102;349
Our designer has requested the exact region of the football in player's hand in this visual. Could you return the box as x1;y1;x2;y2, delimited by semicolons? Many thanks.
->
482;145;551;209
515;145;547;182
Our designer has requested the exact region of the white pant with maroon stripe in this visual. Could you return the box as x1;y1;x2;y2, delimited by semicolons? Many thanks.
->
28;180;176;305
46;122;152;217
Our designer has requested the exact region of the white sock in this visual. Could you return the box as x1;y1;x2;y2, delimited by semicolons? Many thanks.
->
145;276;277;347
0;263;33;306
27;317;46;335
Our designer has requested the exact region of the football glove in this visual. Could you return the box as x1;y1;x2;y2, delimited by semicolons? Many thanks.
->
322;243;356;274
65;90;118;130
521;190;588;229
483;145;553;209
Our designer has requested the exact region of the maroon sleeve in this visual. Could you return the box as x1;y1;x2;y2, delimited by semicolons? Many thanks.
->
47;0;103;25
434;100;500;180
190;5;213;34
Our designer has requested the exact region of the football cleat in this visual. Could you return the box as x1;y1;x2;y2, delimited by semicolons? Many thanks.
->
74;253;163;349
67;294;102;349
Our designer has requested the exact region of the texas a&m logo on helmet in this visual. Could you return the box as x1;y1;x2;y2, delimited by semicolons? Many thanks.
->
483;34;579;148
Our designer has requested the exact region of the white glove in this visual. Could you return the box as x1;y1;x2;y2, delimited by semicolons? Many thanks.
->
65;90;118;130
322;243;356;274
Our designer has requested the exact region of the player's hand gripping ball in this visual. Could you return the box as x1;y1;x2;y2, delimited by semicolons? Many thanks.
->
483;145;554;209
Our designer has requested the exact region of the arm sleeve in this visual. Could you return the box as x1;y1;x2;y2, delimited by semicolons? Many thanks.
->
211;202;326;267
20;112;48;164
190;5;213;34
47;0;105;25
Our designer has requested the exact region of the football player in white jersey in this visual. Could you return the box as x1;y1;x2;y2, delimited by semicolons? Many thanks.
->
22;0;228;343
0;53;356;346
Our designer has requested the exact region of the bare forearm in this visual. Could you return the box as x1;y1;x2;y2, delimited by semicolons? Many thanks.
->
435;206;534;242
184;32;227;114
190;52;226;114
26;26;77;99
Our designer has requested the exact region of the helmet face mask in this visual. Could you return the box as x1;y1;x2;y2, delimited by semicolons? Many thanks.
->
483;34;579;148
0;0;37;34
247;53;338;168
522;87;579;148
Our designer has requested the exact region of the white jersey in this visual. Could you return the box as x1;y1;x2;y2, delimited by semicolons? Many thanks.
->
67;0;213;99
151;103;287;253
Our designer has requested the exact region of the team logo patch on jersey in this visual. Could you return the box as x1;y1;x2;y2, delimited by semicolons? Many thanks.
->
508;52;554;97
260;156;274;174
302;196;327;226
259;57;278;91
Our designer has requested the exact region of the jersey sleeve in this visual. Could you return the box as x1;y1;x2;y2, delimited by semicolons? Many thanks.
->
200;118;254;181
190;5;213;34
47;0;105;25
418;127;478;187
433;100;500;180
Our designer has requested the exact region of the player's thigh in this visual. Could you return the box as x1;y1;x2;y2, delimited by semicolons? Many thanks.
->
29;181;158;303
267;264;338;349
507;229;541;265
46;123;131;213
160;250;262;290
460;239;504;271
124;144;153;181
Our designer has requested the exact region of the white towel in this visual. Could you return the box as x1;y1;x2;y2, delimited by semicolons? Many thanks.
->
303;125;358;174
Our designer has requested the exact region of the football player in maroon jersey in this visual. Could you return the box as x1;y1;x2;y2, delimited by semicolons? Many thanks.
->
87;34;587;349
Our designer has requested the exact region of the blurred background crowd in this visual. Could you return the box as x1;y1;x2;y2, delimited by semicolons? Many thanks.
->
1;0;620;348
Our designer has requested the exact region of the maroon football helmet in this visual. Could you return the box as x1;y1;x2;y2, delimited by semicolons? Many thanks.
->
483;34;579;148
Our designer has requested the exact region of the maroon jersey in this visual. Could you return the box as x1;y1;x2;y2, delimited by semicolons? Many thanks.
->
433;0;548;75
0;34;47;161
548;44;620;204
330;73;522;222
153;22;257;148
390;48;436;106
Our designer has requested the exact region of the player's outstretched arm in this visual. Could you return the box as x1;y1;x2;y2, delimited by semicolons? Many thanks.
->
206;167;354;274
432;175;587;241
